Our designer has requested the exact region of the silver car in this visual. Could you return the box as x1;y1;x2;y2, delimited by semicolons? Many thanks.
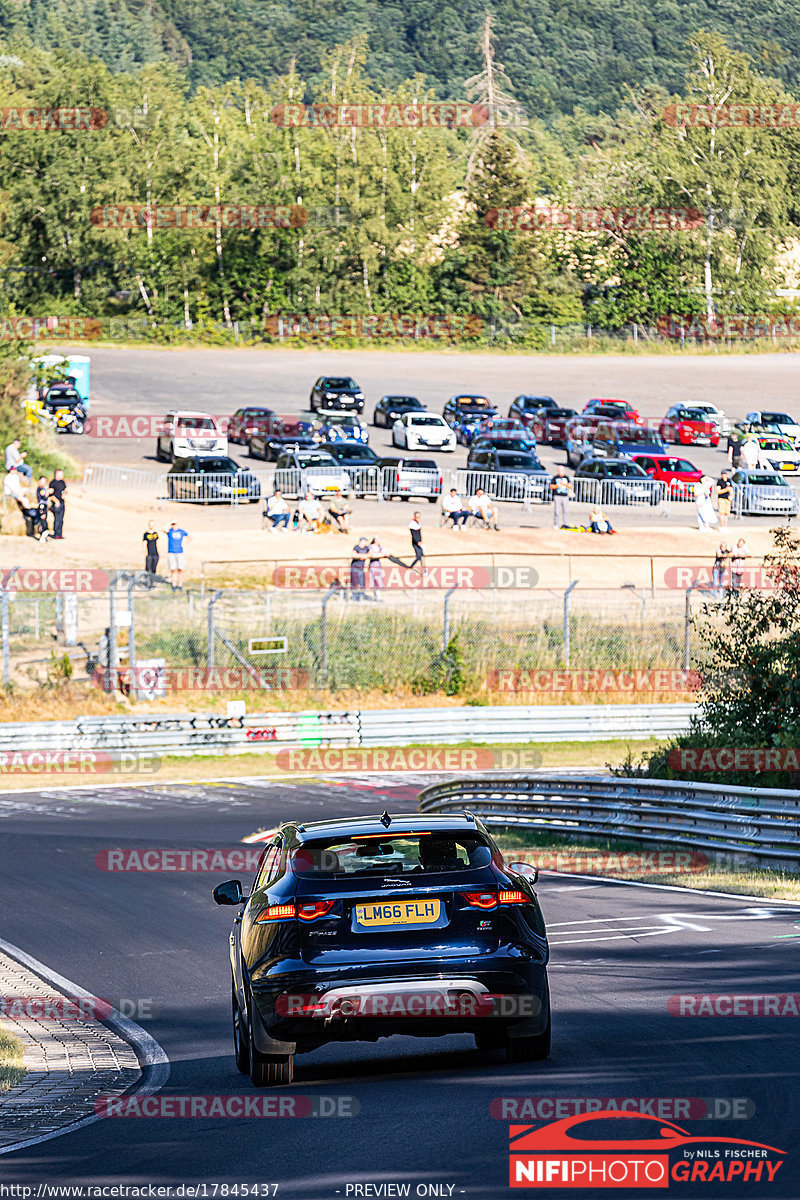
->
731;469;798;517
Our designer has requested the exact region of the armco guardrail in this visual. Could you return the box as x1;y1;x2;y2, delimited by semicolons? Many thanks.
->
0;703;694;761
417;775;800;868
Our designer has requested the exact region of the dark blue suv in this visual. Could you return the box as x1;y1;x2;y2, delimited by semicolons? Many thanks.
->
214;812;550;1085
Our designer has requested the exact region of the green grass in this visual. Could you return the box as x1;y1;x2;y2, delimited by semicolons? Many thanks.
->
0;1028;26;1091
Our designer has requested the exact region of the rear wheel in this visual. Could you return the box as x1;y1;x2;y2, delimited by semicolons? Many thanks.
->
474;1028;506;1052
505;1009;551;1063
232;981;249;1074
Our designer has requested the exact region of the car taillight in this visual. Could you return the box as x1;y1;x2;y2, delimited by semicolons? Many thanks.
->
462;890;498;910
499;890;531;905
254;903;295;923
297;900;335;922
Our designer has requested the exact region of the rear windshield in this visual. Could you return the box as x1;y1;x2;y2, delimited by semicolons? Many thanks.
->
761;412;794;425
291;833;494;877
497;452;541;467
742;473;787;486
401;459;438;469
606;463;648;478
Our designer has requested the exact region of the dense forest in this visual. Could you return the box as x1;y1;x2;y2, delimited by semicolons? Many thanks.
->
0;9;799;340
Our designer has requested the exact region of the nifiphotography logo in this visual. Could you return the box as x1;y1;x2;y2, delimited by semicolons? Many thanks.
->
508;1111;785;1187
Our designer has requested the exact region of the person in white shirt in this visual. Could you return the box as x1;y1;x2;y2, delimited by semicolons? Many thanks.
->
5;439;32;478
442;488;471;529
3;465;26;504
265;489;290;530
469;488;499;530
739;436;760;470
297;491;322;532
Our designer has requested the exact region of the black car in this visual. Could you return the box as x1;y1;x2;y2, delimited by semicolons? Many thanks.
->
213;812;550;1086
465;446;550;501
373;395;426;427
529;407;579;447
508;395;557;425
442;395;498;444
310;376;365;413
321;443;380;497
574;457;661;505
470;436;536;453
166;455;261;503
249;415;317;461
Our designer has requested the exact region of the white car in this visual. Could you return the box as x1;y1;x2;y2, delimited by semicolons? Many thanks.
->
156;409;227;461
392;413;456;451
273;449;351;496
689;402;730;437
754;436;800;474
745;410;800;446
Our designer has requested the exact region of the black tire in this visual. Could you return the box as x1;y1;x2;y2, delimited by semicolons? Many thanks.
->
248;1013;294;1086
155;442;164;462
232;981;249;1074
474;1028;506;1052
427;496;438;504
505;1009;551;1063
400;495;410;501
167;480;176;499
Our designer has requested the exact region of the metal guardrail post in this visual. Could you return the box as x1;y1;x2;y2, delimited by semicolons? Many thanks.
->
320;586;338;680
563;580;578;667
443;585;458;651
1;567;19;687
127;575;138;701
207;590;222;672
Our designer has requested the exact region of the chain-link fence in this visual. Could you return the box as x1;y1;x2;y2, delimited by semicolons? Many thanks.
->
0;571;721;701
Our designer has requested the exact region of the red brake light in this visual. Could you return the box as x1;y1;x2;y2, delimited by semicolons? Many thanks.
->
462;890;498;910
297;900;335;922
499;890;530;905
254;903;296;923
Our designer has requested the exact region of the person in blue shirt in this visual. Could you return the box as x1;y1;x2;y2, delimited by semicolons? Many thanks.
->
163;522;189;590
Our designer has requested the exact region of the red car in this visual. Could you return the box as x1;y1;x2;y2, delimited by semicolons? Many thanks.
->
659;405;720;447
626;453;702;499
583;398;644;426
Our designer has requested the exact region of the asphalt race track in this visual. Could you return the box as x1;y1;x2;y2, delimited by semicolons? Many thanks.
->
1;774;799;1197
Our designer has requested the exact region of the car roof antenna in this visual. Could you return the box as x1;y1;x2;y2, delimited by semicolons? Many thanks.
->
380;810;392;828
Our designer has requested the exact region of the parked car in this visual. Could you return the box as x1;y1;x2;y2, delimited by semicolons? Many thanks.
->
375;457;443;502
227;406;275;447
528;407;579;446
310;376;365;413
470;417;536;448
213;812;550;1085
470;435;538;454
659;405;720;447
465;446;549;501
321;444;380;496
248;414;316;461
166;455;260;503
565;421;595;469
744;410;800;446
731;469;798;517
735;435;800;474
626;453;703;500
156;410;228;462
306;410;369;444
583;399;644;425
372;395;426;427
591;424;667;458
508;395;558;425
727;420;782;463
442;395;499;444
686;402;730;437
273;449;351;496
574;457;662;505
392;412;456;451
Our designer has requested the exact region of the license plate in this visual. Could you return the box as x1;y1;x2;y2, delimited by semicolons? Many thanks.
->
695;436;709;444
355;899;441;928
782;463;794;470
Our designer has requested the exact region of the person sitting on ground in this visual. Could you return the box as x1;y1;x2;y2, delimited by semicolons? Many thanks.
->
442;488;471;529
265;489;290;531
327;491;351;533
5;438;32;478
468;488;500;530
589;504;616;534
297;490;323;533
3;466;39;537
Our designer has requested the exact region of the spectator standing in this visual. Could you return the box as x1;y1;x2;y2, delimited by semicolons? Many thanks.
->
350;536;370;601
442;488;471;529
409;513;425;572
739;436;760;470
5;438;32;478
265;489;290;531
716;471;733;528
35;475;50;540
368;537;385;601
731;538;749;590
712;542;730;599
49;469;67;539
143;520;159;583
695;476;718;531
550;466;572;528
164;521;189;590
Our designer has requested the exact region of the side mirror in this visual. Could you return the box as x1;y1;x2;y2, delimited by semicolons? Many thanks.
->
508;861;539;884
213;879;243;906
